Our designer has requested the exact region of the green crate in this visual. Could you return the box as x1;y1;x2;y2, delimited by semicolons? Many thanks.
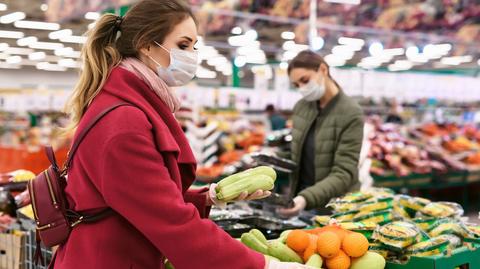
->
373;173;433;189
373;174;405;188
386;246;480;269
433;170;467;185
404;173;433;188
466;169;480;183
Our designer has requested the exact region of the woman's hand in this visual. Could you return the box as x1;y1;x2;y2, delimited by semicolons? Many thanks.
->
265;258;316;269
277;196;307;218
207;183;271;207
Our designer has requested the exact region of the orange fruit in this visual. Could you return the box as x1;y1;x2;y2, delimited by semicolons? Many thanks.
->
320;225;349;242
286;230;310;252
342;232;369;258
303;234;318;262
317;231;341;259
326;250;351;269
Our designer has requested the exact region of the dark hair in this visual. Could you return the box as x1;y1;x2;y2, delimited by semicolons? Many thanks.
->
287;50;340;88
266;104;275;112
65;0;195;131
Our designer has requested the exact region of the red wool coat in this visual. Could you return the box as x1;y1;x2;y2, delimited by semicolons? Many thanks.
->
53;67;265;269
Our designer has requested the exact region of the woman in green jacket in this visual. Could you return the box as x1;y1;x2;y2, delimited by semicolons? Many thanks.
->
278;50;364;217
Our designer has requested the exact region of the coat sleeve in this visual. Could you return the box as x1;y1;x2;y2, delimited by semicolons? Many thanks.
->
184;188;211;218
100;132;265;269
299;115;364;209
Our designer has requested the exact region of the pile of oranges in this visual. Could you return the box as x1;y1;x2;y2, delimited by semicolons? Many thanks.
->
286;225;369;269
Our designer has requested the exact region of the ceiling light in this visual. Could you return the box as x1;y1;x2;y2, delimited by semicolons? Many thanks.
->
441;55;473;65
245;29;258;40
332;45;355;60
6;55;21;64
0;12;26;24
406;46;419;59
231;27;242;35
338;37;365;47
311;36;324;51
234;56;247;67
282;50;298;61
409;54;429;63
85;12;100;20
222;69;232;76
369;42;383;56
324;54;346;67
246;52;267;64
228;35;259;47
0;53;9;60
29;42;64;50
58;58;80;68
0;4;7;11
389;60;413;71
60;35;87;44
54;47;73;56
29;51;46;61
66;51;81;58
40;4;48;11
281;31;295;40
383;48;405;56
279;62;288;70
4;47;34;55
324;0;360;4
196;66;217;79
0;30;24;39
49;29;72;40
360;57;383;66
207;56;228;66
17;36;38;46
283;41;309;51
237;46;263;56
14;20;60;30
0;62;20;69
0;43;8;51
88;22;96;30
36;62;67;71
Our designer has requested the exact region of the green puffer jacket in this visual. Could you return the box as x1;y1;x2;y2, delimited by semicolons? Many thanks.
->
291;91;364;210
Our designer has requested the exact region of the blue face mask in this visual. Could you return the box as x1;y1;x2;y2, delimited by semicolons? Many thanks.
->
147;41;198;86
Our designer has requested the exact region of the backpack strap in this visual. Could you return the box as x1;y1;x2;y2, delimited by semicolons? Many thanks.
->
63;103;131;172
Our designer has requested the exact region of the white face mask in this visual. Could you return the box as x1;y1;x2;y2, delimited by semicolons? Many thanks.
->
147;41;198;86
298;75;326;101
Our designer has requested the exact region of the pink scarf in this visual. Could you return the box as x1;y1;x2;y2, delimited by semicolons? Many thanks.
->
120;57;181;113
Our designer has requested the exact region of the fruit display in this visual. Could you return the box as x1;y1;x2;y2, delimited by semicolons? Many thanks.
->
239;225;383;269
313;188;480;264
214;166;276;201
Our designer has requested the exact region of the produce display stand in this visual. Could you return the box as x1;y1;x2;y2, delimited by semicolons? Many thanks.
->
386;246;480;269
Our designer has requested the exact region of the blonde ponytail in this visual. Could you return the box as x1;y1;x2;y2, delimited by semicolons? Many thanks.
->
64;14;122;132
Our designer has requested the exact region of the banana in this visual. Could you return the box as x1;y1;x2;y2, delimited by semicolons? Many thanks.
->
267;241;303;263
241;232;269;255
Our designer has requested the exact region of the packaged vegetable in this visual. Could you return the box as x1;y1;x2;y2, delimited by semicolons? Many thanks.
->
339;221;377;240
314;215;331;227
420;202;463;218
435;234;462;250
353;210;393;225
368;242;391;258
358;197;394;212
397;195;430;212
332;210;359;222
405;237;449;257
327;191;372;212
373;221;422;251
428;218;475;239
366;187;396;197
467;224;480;238
413;217;436;231
393;204;411;220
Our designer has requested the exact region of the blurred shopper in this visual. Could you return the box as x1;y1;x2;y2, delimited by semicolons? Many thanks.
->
52;1;313;269
266;104;287;131
385;99;404;124
278;50;364;217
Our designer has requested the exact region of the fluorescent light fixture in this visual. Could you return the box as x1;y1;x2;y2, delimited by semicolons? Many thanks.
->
29;51;46;60
0;62;20;69
234;56;247;67
6;55;21;64
409;54;429;63
0;4;7;11
369;42;383;56
222;69;232;76
245;29;258;40
54;47;73;56
231;27;242;35
60;35;87;44
332;45;355;60
88;22;96;30
0;12;26;24
58;58;80;68
36;62;67;71
281;31;295;40
40;4;48;11
311;36;324;51
389;60;413;71
0;30;24;39
196;66;217;79
279;62;288;70
29;41;64;50
237;46;263;56
406;46;419;59
0;53;10;60
228;35;259;47
17;36;38;46
206;56;228;66
66;51;81;58
360;57;383;66
14;20;60;30
49;29;72;40
0;43;8;51
383;48;405;56
338;37;365;47
85;12;100;20
4;47;34;55
246;52;266;64
441;55;473;65
324;0;360;4
283;50;298;61
283;41;309;51
324;54;346;67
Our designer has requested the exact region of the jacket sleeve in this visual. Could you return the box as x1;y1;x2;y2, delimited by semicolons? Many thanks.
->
184;188;211;218
100;132;265;269
299;115;364;210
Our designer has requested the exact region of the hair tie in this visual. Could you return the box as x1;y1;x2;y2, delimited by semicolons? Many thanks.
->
113;16;123;32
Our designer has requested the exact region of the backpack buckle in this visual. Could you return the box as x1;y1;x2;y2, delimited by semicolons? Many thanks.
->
70;215;84;228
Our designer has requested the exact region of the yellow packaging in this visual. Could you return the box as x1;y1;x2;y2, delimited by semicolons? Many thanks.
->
405;237;449;257
420;202;463;218
353;210;393;225
331;210;359;222
393;204;411;219
358;197;394;212
428;218;474;239
398;195;430;211
314;215;331;227
374;221;421;250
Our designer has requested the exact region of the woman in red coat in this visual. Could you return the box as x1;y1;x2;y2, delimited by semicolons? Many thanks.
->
54;1;314;269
